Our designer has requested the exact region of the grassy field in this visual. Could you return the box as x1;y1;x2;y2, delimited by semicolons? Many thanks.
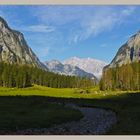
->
0;84;138;98
0;96;83;134
0;85;140;134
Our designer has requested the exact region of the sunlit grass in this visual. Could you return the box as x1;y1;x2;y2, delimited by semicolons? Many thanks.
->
0;85;140;134
0;84;139;99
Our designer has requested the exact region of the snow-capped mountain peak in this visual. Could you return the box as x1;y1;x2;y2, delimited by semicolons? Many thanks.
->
63;57;108;79
44;60;97;79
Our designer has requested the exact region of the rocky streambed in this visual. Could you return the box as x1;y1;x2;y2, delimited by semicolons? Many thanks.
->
12;103;117;135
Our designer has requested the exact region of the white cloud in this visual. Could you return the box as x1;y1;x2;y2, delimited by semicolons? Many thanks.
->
32;6;85;25
21;25;55;33
0;6;137;43
27;6;137;45
100;44;108;48
69;6;136;43
121;6;136;16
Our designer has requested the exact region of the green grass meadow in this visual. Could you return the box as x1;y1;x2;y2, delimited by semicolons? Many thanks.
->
0;96;83;133
0;85;140;134
0;85;137;99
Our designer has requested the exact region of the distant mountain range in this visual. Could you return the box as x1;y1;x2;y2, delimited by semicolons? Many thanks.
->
0;16;108;80
44;57;107;80
0;16;139;90
44;60;97;79
64;57;107;79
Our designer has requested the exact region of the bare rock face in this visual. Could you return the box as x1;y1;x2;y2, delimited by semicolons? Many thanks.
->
107;30;140;68
0;17;46;69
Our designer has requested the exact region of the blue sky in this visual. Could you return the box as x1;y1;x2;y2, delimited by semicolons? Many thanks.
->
0;5;140;63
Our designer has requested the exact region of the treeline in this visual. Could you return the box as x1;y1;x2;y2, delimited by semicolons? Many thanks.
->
0;62;95;88
100;62;140;90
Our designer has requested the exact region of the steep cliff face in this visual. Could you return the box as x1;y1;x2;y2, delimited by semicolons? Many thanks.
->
101;30;140;90
107;31;140;68
0;17;46;69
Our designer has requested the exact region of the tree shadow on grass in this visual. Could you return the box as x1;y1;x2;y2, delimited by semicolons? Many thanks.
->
0;92;140;134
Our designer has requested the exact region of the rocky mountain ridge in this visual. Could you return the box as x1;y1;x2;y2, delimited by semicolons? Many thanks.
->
44;60;97;79
0;16;46;70
107;30;140;68
64;57;107;79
